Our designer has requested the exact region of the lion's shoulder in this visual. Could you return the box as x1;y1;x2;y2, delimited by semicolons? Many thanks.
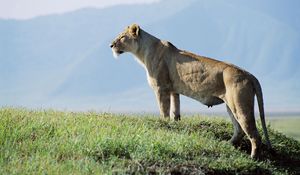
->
161;40;177;50
179;50;217;62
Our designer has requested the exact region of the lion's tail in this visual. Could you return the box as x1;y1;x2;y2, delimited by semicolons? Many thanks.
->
252;76;272;149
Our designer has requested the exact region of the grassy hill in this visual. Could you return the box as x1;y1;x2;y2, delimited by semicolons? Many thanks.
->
1;108;299;174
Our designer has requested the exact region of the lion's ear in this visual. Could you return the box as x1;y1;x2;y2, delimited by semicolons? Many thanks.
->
129;24;140;37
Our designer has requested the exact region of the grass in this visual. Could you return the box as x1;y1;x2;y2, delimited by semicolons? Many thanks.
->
0;108;300;174
268;118;300;141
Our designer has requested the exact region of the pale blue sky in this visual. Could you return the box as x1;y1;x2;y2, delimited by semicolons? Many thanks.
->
0;0;159;19
1;0;299;113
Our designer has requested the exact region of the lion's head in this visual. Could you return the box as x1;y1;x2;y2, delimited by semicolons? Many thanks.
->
110;24;140;58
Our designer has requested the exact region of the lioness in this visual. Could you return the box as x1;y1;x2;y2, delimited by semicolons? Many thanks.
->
110;24;271;158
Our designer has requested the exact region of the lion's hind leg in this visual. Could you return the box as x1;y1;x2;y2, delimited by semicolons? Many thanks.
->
226;101;262;158
236;111;261;159
226;89;262;158
226;105;244;145
223;76;262;158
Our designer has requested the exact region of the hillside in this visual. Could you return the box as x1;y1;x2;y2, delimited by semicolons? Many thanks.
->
1;108;299;174
1;0;300;112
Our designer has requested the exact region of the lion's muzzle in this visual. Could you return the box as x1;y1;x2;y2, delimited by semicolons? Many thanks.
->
110;42;124;58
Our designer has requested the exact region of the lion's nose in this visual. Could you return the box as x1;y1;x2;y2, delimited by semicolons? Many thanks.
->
110;43;114;48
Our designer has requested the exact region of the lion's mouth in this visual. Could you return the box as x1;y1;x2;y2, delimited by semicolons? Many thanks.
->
117;50;124;54
112;48;124;58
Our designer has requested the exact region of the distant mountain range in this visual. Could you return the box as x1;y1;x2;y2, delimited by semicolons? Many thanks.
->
1;0;300;113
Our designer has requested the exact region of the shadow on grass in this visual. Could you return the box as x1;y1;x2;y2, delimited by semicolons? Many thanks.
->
88;118;300;174
150;119;300;174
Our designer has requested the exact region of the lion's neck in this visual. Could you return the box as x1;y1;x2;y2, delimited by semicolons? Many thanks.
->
133;30;161;65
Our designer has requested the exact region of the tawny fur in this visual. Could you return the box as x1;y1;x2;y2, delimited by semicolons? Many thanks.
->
110;24;271;158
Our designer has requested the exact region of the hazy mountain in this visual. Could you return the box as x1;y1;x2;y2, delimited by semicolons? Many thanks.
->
1;0;299;113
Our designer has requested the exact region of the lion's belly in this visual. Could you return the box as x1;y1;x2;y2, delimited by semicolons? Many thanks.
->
172;71;225;106
176;87;224;107
195;95;224;106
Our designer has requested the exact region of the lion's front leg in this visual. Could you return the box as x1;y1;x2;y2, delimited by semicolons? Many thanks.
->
170;92;180;121
154;88;170;120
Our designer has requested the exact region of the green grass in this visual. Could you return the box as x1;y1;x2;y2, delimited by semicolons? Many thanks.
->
269;118;300;141
1;108;300;174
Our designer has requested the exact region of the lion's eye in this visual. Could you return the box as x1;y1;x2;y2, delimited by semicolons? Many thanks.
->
120;36;126;42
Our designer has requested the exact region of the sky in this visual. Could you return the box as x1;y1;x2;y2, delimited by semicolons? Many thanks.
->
0;0;160;19
1;0;299;114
